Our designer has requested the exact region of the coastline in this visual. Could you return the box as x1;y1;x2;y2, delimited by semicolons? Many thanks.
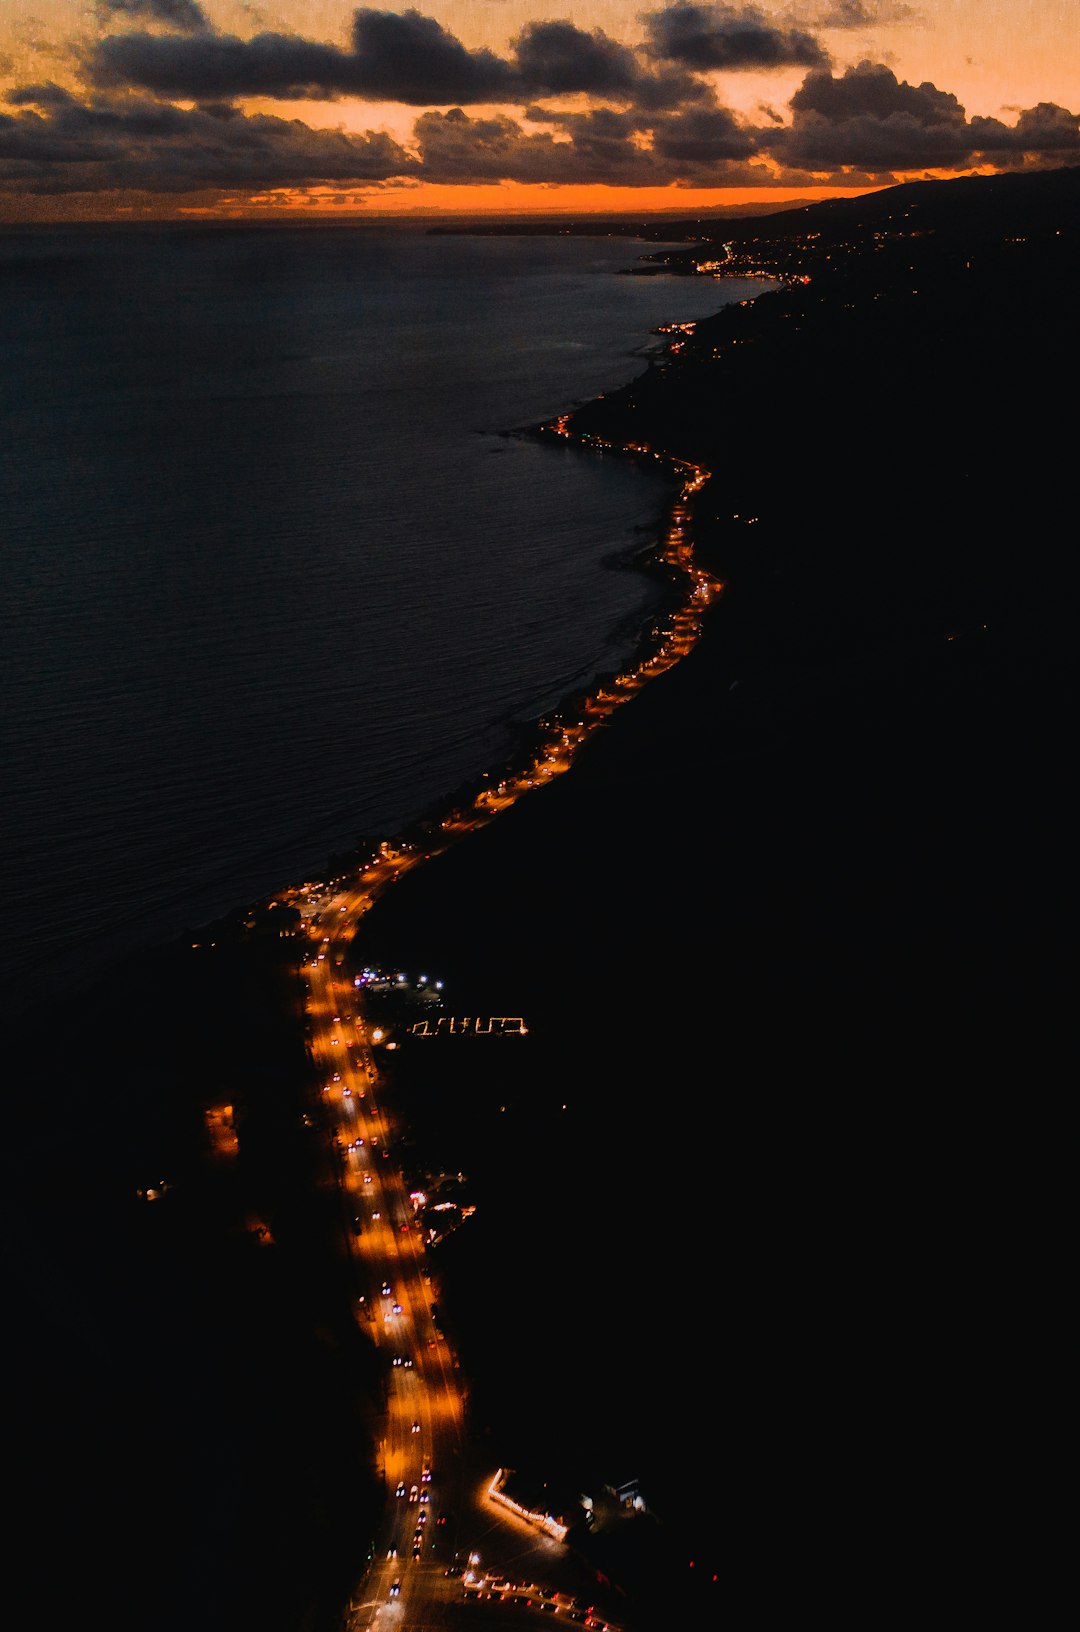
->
1;224;740;1017
333;168;1079;1623
1;250;747;1632
6;171;1076;1630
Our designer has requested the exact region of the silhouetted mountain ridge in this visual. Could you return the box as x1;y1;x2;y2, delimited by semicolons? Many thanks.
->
715;163;1080;245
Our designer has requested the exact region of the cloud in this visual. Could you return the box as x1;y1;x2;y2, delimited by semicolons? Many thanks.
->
0;84;416;195
512;21;642;97
346;8;521;103
768;62;1079;174
789;58;963;124
95;0;212;34
512;20;709;111
417;96;768;187
969;101;1080;157
86;9;708;111
649;100;760;162
89;10;522;104
772;59;969;167
641;3;829;71
3;49;1075;201
813;1;917;28
414;105;655;185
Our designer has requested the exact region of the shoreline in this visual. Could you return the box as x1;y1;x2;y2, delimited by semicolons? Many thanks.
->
1;265;749;1631
1;224;740;1022
10;168;1075;1630
260;317;744;1625
319;166;1080;1623
40;288;737;1018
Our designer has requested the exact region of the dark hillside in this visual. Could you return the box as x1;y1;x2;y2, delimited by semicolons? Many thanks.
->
358;165;1077;1623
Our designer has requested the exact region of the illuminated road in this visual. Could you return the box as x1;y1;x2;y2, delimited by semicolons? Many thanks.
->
302;880;466;1627
279;429;715;1629
300;887;622;1632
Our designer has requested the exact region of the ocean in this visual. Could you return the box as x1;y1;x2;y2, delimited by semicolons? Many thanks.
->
0;223;758;1007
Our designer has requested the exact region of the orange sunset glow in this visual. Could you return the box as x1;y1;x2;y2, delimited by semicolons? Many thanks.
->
1;3;1077;218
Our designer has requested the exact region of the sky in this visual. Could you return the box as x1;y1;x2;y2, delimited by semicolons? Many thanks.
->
0;1;1077;218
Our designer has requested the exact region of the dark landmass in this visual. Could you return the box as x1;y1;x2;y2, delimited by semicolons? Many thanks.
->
360;164;1079;1622
394;165;1079;1030
4;165;1075;1631
425;198;811;238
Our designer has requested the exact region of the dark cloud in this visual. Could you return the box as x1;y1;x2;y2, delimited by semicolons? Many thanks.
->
4;38;1075;202
5;81;79;111
417;95;768;187
89;10;521;104
86;10;706;111
650;100;759;162
789;58;963;124
347;9;520;102
774;60;967;168
512;21;641;97
969;101;1080;156
0;84;416;195
814;1;917;27
642;3;829;71
773;106;967;168
95;0;212;34
414;105;656;185
512;20;708;111
771;62;1078;174
90;33;367;102
540;93;765;182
